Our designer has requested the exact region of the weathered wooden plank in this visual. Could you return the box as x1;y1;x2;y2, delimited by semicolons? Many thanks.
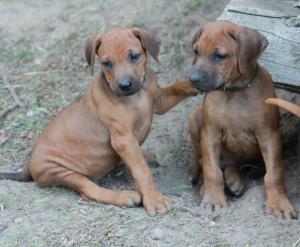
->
218;0;300;89
224;0;299;17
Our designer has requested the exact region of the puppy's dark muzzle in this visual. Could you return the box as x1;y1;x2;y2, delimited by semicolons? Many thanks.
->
118;78;142;96
119;79;133;91
189;70;219;92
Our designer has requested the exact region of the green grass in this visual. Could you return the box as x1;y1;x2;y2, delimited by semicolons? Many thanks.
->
0;71;89;169
0;29;90;170
47;32;82;54
182;0;217;16
0;38;38;65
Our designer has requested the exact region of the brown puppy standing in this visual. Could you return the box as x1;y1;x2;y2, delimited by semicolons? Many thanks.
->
188;21;296;219
0;27;198;215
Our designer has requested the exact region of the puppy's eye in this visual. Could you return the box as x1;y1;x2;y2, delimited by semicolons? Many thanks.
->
129;52;141;63
102;60;113;69
213;54;228;62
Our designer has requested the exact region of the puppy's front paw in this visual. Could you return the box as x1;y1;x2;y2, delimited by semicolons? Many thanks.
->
265;193;297;220
143;191;172;216
188;85;202;95
200;185;228;210
187;77;204;94
114;191;142;207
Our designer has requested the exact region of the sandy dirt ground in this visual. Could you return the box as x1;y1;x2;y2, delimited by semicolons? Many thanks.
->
0;0;300;246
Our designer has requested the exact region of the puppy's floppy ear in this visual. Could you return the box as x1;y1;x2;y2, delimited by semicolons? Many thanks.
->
84;35;102;75
132;28;161;62
191;28;203;64
231;26;268;74
192;28;203;47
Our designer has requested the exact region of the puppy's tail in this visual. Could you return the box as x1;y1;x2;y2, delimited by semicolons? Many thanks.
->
0;164;33;182
265;98;300;118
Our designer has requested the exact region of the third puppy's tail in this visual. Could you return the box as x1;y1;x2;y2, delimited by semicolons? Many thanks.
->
0;164;33;182
265;98;300;117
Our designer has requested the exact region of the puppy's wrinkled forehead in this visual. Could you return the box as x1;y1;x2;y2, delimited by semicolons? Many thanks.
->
98;28;142;58
196;21;238;54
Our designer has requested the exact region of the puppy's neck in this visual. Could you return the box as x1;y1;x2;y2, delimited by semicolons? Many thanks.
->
226;62;258;88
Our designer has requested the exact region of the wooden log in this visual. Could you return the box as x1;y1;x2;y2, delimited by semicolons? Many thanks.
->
218;0;300;90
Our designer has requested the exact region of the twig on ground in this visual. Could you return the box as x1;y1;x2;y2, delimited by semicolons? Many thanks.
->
3;74;23;107
0;103;18;119
1;73;23;119
293;237;300;247
0;224;8;233
22;69;65;76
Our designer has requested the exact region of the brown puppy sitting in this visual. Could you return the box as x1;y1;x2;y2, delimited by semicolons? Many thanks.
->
188;21;296;219
0;27;198;215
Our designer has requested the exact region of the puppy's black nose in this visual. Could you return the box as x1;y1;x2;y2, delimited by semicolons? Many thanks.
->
119;79;132;91
189;70;204;84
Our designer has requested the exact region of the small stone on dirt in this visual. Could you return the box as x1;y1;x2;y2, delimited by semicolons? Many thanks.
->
209;221;216;227
14;218;22;223
189;206;202;216
114;229;124;237
151;228;165;240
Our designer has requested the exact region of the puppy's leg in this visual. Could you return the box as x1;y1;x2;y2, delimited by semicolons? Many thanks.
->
188;107;203;185
153;80;198;115
118;150;159;167
191;151;201;185
35;164;141;207
298;126;300;167
200;126;227;209
224;164;244;197
256;130;297;219
110;129;171;216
